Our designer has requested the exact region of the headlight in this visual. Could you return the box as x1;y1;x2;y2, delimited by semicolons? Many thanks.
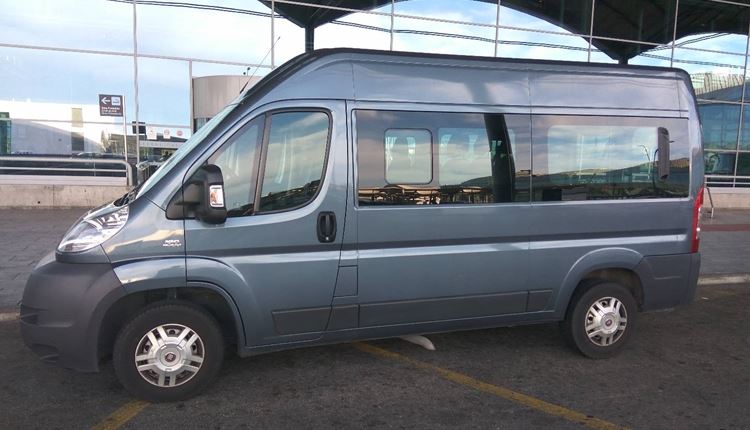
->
57;206;129;253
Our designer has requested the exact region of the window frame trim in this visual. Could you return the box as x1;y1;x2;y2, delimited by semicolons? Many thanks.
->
253;108;334;216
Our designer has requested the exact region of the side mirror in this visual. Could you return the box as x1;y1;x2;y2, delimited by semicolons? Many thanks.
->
167;164;227;224
657;127;671;181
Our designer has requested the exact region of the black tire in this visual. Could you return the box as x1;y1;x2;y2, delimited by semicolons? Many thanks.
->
113;302;224;402
561;281;637;359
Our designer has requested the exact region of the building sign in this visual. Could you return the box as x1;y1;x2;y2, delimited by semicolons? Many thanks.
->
140;140;182;149
99;94;124;117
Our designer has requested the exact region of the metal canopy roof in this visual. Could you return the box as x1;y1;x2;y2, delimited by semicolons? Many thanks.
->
260;0;750;62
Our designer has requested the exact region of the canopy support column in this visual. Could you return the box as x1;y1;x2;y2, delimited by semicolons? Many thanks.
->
305;25;315;52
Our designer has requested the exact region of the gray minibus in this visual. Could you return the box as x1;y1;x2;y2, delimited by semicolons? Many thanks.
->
20;49;703;401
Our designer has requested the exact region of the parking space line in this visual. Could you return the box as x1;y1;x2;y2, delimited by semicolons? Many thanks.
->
353;342;628;430
90;400;149;430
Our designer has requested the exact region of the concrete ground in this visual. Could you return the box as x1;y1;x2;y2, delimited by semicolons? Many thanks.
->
1;284;749;429
0;208;749;429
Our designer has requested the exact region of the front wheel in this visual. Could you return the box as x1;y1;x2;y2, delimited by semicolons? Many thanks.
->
561;282;637;359
113;303;224;402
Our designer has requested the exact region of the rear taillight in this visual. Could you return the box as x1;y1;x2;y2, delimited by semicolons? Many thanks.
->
691;185;704;253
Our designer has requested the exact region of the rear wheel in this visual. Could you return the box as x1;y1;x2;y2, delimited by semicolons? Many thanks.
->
561;282;637;358
113;303;224;402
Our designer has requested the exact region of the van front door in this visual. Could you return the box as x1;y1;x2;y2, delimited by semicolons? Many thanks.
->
185;103;347;347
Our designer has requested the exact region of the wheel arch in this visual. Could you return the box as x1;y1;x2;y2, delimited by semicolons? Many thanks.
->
98;282;246;361
554;247;645;320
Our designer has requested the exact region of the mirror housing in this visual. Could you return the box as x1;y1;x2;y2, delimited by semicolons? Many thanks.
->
166;164;227;224
657;127;671;181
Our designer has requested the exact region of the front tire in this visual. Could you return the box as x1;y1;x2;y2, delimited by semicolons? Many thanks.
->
561;282;637;359
113;303;224;402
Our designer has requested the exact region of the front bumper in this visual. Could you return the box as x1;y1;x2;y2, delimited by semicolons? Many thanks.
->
20;252;124;372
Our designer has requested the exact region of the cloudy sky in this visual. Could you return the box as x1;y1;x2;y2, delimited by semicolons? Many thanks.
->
0;0;748;130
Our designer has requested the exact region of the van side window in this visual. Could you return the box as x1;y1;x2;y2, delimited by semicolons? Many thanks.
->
531;116;690;201
257;111;330;213
357;109;531;205
208;117;263;217
385;129;432;184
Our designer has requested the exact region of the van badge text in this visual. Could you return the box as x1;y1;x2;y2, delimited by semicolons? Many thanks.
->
162;239;182;248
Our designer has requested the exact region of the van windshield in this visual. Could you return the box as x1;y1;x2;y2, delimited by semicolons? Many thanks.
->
136;103;236;199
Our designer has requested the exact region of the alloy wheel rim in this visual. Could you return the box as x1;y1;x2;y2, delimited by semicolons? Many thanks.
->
134;323;205;388
585;296;628;347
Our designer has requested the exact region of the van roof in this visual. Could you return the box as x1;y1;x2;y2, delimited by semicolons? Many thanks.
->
243;48;695;116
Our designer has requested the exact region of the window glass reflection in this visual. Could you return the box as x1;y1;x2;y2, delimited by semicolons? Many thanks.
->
738;153;750;176
0;0;133;52
137;58;190;127
258;112;330;212
0;47;135;122
532;115;690;200
136;1;271;64
700;103;739;150
385;129;432;184
357;110;531;206
209;118;262;217
705;151;736;175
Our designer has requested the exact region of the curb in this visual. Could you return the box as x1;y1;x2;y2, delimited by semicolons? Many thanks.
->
0;311;19;322
697;273;750;286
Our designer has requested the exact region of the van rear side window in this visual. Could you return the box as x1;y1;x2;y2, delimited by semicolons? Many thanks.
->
356;110;531;206
531;116;690;201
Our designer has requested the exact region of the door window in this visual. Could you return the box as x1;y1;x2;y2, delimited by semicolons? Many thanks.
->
356;109;531;205
208;117;263;217
258;111;330;212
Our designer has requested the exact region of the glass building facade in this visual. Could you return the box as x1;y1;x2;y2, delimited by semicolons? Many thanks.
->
0;0;749;187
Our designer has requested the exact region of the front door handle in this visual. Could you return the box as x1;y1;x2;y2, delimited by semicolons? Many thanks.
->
317;212;337;243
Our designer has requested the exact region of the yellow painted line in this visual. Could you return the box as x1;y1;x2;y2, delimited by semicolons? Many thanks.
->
91;400;149;430
353;342;628;430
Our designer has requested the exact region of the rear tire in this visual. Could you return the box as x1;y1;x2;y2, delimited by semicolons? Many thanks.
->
561;281;637;359
113;303;224;402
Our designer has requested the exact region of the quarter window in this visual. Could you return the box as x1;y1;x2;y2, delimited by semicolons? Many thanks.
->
208;117;262;217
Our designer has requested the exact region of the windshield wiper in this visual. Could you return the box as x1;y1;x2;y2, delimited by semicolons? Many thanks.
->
116;181;145;206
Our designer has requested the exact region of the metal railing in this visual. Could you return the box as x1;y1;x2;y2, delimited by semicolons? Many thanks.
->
706;174;750;188
0;156;133;187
